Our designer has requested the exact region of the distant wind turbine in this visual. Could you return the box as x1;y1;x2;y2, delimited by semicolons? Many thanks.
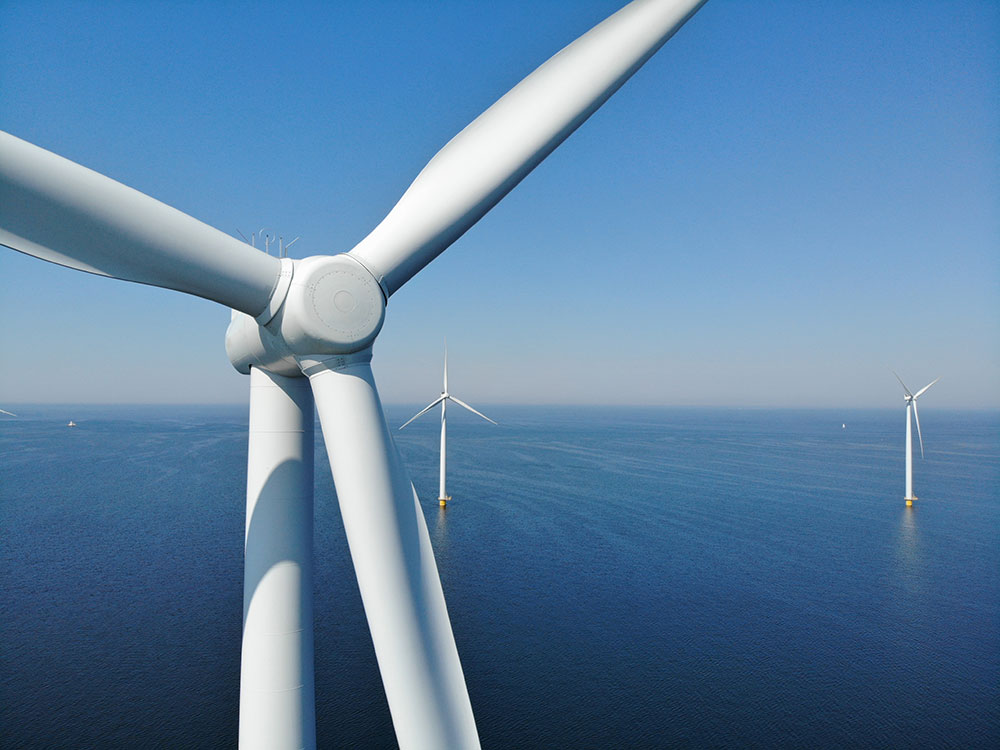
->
894;372;939;505
400;348;497;507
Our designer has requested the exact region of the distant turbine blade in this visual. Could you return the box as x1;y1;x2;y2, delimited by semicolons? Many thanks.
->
349;0;708;296
913;377;940;400
912;399;925;458
305;357;480;748
0;131;282;316
893;371;913;397
399;395;446;430
0;408;16;417
448;396;497;426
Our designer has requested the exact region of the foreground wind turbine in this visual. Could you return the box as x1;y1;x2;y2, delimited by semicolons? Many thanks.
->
0;1;708;747
894;372;940;505
400;348;497;507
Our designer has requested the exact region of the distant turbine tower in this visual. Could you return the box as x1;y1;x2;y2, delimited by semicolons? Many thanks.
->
894;372;939;505
400;348;496;507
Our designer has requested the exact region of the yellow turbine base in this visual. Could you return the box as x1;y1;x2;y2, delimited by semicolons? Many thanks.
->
439;496;451;507
905;496;916;506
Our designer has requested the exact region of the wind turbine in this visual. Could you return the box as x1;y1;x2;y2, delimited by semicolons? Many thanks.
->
0;1;709;747
400;348;497;508
894;372;940;505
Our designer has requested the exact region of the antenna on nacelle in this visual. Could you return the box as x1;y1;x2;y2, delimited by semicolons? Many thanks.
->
280;236;300;258
238;228;298;255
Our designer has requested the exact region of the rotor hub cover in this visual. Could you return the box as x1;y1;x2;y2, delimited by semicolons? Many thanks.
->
279;254;385;355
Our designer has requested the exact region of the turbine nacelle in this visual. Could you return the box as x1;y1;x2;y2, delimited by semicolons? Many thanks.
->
226;253;386;375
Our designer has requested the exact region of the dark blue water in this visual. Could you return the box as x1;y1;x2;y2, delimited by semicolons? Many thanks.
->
2;406;997;748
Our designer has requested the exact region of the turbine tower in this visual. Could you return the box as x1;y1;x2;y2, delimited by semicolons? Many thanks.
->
400;347;497;507
894;372;939;506
0;1;709;747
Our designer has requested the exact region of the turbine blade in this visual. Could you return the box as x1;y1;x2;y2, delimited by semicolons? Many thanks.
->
912;399;925;458
913;377;940;400
349;0;707;296
305;356;480;749
443;344;448;394
0;408;16;417
893;371;913;397
448;395;498;426
0;131;281;316
399;395;446;430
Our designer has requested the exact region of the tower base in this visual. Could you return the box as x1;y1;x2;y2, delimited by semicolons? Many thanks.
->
439;495;451;507
905;495;916;506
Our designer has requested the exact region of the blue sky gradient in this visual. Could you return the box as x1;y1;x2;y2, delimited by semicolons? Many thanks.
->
1;1;997;407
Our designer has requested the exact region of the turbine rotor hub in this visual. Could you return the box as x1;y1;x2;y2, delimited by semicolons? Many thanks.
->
226;254;386;375
279;254;386;355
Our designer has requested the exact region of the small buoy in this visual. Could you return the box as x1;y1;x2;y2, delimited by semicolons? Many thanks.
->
842;423;846;429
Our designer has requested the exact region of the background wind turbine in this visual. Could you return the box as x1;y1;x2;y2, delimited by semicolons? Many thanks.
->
400;348;497;507
0;1;708;747
894;372;939;505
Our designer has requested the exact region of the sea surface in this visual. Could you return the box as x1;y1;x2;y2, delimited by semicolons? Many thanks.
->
1;405;997;748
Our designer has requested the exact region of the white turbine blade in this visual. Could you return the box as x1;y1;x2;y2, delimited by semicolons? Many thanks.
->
443;344;448;394
0;131;281;316
305;357;480;749
447;395;498;426
893;371;913;397
912;398;925;458
399;395;446;430
349;0;707;296
0;408;16;417
913;377;940;400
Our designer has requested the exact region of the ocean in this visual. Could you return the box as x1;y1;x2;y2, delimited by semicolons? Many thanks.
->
1;405;998;748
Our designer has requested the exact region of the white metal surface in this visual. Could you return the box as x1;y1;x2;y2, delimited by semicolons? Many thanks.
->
912;398;924;458
440;396;449;500
241;368;316;750
306;352;479;750
0;131;281;316
449;395;498;426
398;395;446;430
913;378;940;400
905;402;914;500
349;0;708;296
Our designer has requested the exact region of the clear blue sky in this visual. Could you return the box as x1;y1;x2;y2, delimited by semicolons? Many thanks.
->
1;0;997;407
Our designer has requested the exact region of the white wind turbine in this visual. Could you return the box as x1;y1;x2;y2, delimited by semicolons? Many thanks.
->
0;1;708;747
894;372;940;505
400;348;497;507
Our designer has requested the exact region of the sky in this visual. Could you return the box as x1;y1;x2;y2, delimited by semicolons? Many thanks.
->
1;0;997;408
